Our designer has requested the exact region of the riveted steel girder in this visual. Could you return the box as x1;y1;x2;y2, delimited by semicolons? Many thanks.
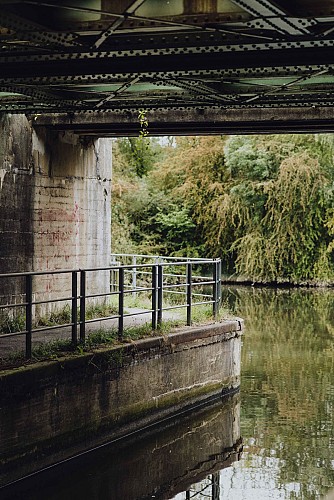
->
0;0;334;130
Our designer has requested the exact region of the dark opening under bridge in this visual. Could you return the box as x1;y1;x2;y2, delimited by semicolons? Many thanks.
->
1;0;334;134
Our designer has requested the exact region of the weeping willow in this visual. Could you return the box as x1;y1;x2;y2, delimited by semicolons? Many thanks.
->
234;152;333;282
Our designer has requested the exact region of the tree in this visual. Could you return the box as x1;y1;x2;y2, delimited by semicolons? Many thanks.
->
112;134;334;283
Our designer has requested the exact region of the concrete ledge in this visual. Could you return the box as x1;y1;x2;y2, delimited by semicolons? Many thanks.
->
0;320;243;486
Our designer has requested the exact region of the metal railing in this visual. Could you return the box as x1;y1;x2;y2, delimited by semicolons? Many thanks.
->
0;256;221;359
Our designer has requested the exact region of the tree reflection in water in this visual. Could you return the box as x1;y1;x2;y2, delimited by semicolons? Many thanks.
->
217;287;334;499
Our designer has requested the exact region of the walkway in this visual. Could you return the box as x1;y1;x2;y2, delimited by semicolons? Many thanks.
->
0;308;182;359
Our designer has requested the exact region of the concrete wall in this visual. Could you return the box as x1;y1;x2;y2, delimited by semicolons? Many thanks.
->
0;321;242;487
0;115;34;302
0;114;112;310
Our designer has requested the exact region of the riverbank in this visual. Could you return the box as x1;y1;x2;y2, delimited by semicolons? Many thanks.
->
221;276;334;288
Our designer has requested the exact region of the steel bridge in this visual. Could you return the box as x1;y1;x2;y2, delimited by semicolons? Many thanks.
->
1;0;334;135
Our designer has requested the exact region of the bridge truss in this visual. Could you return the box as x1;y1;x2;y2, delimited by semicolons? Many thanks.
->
1;1;334;134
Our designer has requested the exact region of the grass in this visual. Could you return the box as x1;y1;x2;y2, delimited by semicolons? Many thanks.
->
0;302;119;335
0;321;177;370
0;299;232;371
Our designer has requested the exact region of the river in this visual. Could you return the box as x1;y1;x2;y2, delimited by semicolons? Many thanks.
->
214;286;334;500
2;286;334;499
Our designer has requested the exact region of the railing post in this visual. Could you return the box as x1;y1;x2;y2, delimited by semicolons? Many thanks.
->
111;259;116;294
157;265;163;326
25;274;33;359
186;262;192;326
132;255;137;298
118;267;124;340
213;260;218;321
212;472;220;500
152;265;157;330
217;259;222;307
80;270;86;343
71;271;78;346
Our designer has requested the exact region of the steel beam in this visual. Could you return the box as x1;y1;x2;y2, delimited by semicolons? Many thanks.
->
31;106;334;136
93;0;148;48
0;9;81;48
230;0;315;35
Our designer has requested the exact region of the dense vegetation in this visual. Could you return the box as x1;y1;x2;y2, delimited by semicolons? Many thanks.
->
112;134;334;284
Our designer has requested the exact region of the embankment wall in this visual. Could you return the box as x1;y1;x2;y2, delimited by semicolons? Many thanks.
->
0;320;242;487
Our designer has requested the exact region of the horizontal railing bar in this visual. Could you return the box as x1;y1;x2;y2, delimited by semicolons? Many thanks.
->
162;304;187;311
162;290;213;299
192;300;214;306
161;273;186;279
161;301;214;311
124;285;153;292
85;287;153;298
31;323;74;334
0;330;27;338
89;315;169;327
191;280;215;286
163;283;187;290
98;261;215;271
88;264;171;271
127;274;213;283
0;261;217;280
188;276;215;281
162;280;213;286
192;293;213;298
32;297;73;306
123;270;156;275
0;302;27;309
111;253;214;262
123;287;154;294
85;315;119;324
111;286;154;293
0;257;220;280
123;310;153;318
0;269;75;278
84;291;118;299
122;271;213;282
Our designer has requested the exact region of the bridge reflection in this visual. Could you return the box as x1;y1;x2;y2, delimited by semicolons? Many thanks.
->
1;392;242;500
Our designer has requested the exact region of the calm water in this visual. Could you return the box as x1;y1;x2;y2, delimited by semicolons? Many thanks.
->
2;287;334;499
191;286;334;500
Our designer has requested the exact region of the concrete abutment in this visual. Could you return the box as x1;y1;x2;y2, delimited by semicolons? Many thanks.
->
0;113;112;311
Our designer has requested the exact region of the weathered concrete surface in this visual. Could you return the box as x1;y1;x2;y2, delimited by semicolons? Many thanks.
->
33;106;334;136
0;113;112;309
1;393;242;500
0;114;34;301
0;320;242;487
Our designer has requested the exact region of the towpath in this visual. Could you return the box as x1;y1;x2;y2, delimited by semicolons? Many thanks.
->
0;308;181;358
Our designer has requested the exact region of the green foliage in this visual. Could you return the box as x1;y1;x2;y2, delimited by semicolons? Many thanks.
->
233;151;333;281
116;135;161;178
84;302;118;320
112;133;334;283
112;137;202;256
35;305;72;327
0;312;25;334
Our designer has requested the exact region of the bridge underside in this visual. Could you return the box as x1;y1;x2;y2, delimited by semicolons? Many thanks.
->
1;1;334;134
34;107;334;137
